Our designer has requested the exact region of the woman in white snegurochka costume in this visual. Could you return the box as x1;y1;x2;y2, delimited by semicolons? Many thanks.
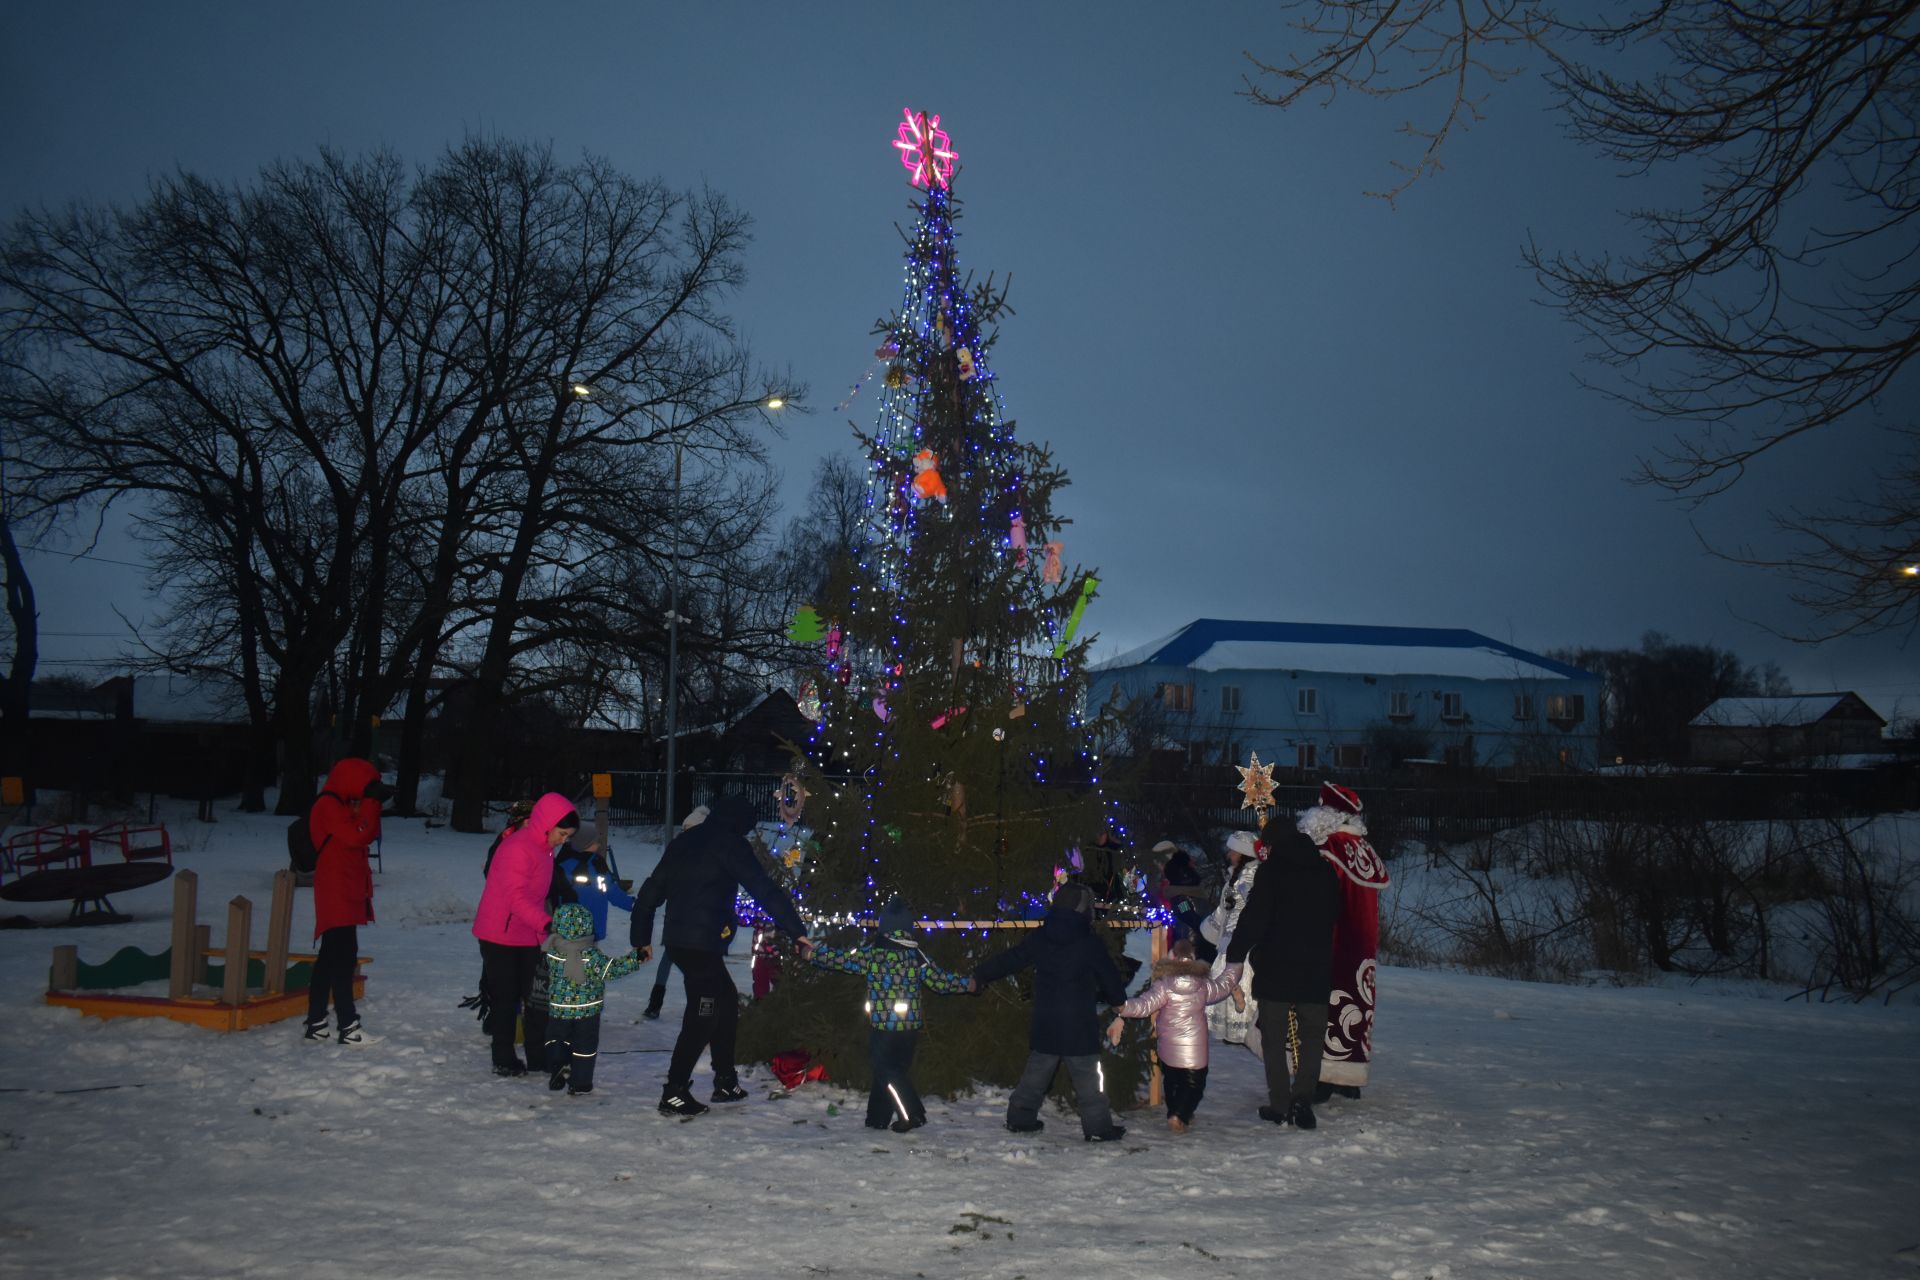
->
1203;830;1262;1046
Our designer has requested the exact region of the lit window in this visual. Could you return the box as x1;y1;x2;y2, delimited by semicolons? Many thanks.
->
1547;694;1586;724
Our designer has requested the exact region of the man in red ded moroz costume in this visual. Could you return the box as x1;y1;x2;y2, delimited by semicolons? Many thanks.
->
1296;781;1389;1100
304;757;391;1044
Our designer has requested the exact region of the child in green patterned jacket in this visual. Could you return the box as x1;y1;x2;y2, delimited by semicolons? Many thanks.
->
543;903;644;1095
809;896;969;1132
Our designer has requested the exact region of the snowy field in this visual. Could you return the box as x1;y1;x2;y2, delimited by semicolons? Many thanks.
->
2;803;1917;1279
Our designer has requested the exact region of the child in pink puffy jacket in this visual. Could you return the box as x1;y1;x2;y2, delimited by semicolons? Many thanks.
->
1107;938;1244;1134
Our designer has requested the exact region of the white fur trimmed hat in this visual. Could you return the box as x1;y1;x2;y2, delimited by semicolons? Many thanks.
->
1225;830;1267;861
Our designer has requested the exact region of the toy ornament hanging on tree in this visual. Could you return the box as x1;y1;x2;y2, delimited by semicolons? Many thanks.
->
956;346;976;380
912;449;947;502
1010;513;1028;565
1041;541;1064;584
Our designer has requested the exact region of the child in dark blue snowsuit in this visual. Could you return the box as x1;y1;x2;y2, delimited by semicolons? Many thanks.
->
971;882;1129;1142
809;897;969;1132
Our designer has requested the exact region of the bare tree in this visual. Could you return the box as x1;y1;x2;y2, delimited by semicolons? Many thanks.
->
1;139;798;823
1245;2;1920;636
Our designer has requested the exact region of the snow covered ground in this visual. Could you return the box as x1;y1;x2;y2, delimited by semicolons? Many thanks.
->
2;803;1917;1279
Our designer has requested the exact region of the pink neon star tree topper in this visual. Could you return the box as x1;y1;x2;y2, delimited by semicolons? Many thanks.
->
892;109;957;189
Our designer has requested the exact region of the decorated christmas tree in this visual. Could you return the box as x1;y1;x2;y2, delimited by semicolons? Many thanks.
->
738;111;1151;1100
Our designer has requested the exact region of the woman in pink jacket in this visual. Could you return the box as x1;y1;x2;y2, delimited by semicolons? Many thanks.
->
1107;939;1244;1134
474;792;579;1076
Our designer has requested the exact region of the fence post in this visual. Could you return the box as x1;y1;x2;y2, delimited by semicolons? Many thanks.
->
263;870;294;995
167;869;199;999
222;896;253;1007
49;944;77;993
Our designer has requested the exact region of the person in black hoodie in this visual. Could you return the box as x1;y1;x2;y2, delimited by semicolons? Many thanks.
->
630;794;813;1117
971;882;1129;1143
1224;829;1343;1130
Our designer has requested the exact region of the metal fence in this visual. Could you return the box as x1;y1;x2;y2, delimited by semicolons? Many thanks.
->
598;766;1918;841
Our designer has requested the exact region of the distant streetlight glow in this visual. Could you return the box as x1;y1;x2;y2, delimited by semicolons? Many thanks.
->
766;396;785;409
1902;564;1919;577
570;382;593;399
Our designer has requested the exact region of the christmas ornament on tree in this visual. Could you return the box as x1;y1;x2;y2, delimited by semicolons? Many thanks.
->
1051;575;1099;658
956;346;976;380
911;449;947;502
1042;541;1064;584
787;605;827;643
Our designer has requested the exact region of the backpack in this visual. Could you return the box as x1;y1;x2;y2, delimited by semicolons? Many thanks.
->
287;792;342;873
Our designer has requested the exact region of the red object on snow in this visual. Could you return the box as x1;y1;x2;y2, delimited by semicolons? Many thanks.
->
769;1050;828;1090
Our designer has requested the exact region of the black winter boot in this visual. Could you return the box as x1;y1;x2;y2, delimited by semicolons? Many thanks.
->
659;1088;709;1117
1291;1101;1318;1130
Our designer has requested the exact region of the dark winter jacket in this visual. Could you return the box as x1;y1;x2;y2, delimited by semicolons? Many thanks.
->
310;758;382;938
554;848;635;942
812;933;969;1031
544;904;644;1020
973;896;1128;1056
1224;840;1342;1002
630;795;806;952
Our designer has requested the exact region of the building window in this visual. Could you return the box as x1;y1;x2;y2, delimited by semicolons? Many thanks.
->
1546;694;1586;724
1158;682;1193;711
1514;693;1534;720
1335;743;1366;770
1388;690;1412;719
1441;691;1464;721
1296;743;1317;770
1220;685;1241;714
1297;687;1319;715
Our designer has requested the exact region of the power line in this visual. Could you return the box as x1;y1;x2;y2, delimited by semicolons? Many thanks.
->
19;543;152;570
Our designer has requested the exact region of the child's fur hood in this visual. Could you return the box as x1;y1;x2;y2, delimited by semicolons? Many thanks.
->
1152;956;1213;980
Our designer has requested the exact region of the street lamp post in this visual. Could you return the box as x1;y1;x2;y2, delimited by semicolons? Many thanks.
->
567;380;786;834
662;440;686;831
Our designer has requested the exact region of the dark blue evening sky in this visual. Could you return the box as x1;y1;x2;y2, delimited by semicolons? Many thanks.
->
3;2;1910;720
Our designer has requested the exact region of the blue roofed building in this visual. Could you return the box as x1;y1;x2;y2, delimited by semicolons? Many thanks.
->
1089;619;1602;774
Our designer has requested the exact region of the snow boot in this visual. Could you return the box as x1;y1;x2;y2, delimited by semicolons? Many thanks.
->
493;1060;528;1078
567;1084;593;1097
1313;1083;1335;1104
1006;1118;1045;1134
1257;1104;1291;1125
1083;1125;1128;1143
1291;1101;1318;1130
889;1117;925;1134
659;1088;710;1118
711;1081;749;1103
302;1017;330;1041
549;1064;571;1092
1332;1085;1362;1100
336;1018;373;1045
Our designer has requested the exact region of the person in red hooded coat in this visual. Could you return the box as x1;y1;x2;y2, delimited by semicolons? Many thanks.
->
304;757;390;1043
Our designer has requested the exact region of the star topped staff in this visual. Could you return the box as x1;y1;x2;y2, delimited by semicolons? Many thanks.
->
1236;751;1278;831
